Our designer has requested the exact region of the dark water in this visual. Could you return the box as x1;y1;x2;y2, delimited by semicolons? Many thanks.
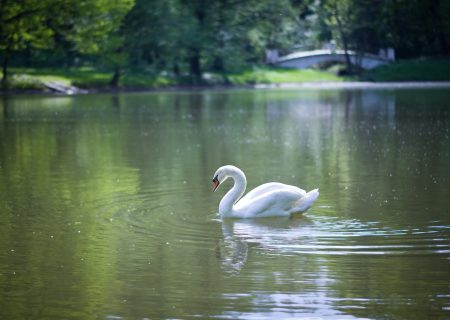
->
0;88;449;319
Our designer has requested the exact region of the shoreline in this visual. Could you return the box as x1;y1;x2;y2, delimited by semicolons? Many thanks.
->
253;81;450;90
2;81;450;97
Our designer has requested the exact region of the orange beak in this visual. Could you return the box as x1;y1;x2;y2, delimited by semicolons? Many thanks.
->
213;177;220;192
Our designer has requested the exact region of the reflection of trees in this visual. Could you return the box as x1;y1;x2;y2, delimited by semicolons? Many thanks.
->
0;97;8;120
1;89;449;319
330;89;450;223
0;94;140;318
119;87;449;225
239;88;449;224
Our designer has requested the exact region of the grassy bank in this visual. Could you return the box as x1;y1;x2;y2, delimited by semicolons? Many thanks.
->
1;67;174;91
226;67;344;84
362;57;450;82
2;57;449;93
1;66;344;92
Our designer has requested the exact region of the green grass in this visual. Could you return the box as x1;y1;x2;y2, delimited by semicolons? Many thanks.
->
4;58;448;93
1;66;346;91
363;57;450;82
1;67;174;90
121;71;173;88
10;67;110;87
227;67;345;85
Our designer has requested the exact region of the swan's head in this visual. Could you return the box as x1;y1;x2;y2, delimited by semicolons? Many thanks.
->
212;167;227;192
212;165;244;192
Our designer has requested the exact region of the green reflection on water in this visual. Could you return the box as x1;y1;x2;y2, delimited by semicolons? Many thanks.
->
0;88;449;319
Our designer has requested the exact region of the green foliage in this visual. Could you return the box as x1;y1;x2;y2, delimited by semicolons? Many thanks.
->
0;0;54;51
363;58;450;82
122;0;304;83
0;0;134;84
2;0;450;88
314;0;450;58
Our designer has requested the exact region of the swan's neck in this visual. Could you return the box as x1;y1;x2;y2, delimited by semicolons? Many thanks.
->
219;170;246;217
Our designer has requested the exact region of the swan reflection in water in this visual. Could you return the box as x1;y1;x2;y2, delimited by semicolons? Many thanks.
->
215;216;373;319
216;215;314;273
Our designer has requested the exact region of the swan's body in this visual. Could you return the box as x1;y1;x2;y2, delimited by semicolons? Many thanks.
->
212;165;319;219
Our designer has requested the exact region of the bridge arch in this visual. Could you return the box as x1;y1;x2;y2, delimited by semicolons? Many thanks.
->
275;49;392;70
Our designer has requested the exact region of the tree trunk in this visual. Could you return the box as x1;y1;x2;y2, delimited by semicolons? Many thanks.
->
2;53;9;87
173;63;180;78
212;55;228;83
110;67;121;88
189;50;202;84
341;36;352;73
332;2;352;73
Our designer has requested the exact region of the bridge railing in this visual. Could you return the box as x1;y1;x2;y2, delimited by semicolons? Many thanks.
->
273;48;394;70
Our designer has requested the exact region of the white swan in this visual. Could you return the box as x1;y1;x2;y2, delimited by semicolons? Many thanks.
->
212;165;319;218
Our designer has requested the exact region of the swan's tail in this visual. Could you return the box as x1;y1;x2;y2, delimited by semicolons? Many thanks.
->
293;188;319;213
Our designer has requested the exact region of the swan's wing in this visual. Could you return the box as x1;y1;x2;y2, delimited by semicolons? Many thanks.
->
292;188;319;213
242;182;305;202
235;188;303;218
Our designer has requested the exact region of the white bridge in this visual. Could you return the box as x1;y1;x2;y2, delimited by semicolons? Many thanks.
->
274;49;394;70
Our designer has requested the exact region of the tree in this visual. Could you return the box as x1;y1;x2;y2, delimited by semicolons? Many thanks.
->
0;0;54;85
322;0;355;72
123;0;301;82
379;0;449;58
0;0;134;86
244;0;299;54
123;0;181;71
94;0;135;87
316;0;450;64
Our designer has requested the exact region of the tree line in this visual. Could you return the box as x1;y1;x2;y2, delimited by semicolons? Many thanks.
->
1;0;449;86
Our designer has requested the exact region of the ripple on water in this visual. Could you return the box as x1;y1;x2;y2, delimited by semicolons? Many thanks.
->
222;214;450;258
90;180;220;256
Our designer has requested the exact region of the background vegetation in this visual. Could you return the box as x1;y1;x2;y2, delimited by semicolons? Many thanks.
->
1;0;449;89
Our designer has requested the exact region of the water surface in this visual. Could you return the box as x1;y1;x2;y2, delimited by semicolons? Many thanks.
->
0;88;449;319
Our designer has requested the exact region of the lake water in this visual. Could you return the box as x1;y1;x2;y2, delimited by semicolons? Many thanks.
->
0;87;449;319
